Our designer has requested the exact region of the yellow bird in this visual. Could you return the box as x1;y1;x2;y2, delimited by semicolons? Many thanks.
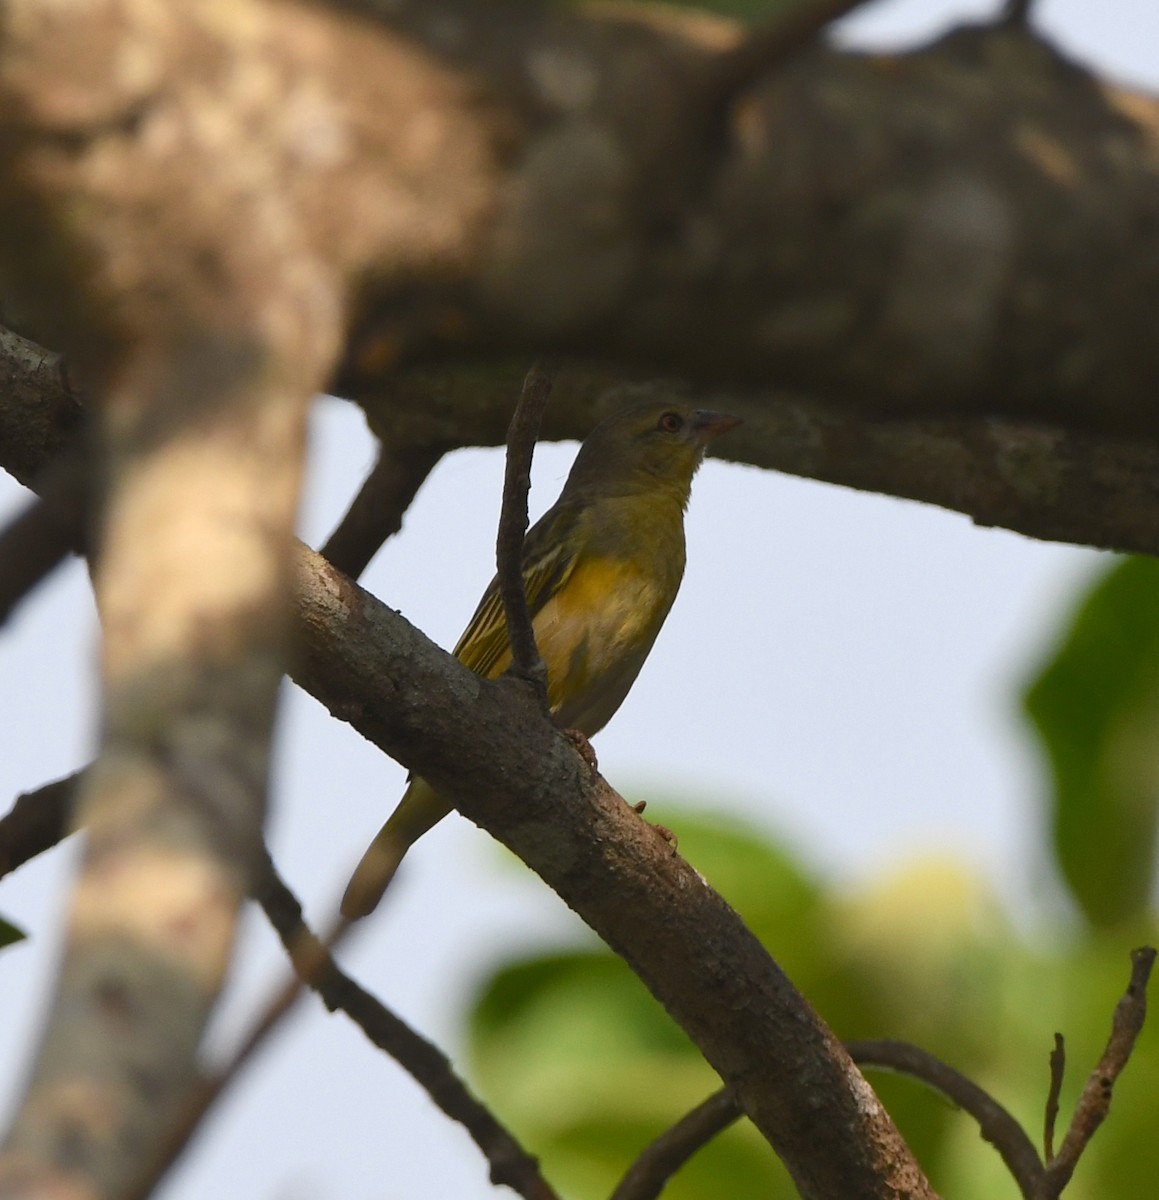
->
341;402;740;918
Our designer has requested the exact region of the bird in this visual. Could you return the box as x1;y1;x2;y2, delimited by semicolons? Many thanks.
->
341;401;740;919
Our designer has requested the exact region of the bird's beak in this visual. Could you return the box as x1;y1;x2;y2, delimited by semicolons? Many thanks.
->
691;411;743;442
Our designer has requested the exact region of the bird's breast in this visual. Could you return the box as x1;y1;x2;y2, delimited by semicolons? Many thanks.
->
533;553;680;735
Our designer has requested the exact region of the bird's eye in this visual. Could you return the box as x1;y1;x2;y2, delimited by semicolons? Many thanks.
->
658;411;684;434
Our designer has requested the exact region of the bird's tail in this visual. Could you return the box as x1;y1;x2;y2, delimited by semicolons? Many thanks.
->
341;777;452;919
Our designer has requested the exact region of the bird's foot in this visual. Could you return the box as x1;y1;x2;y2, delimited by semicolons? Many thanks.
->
562;727;599;772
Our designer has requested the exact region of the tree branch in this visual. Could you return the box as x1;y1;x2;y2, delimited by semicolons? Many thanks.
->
610;1088;742;1200
707;0;876;103
287;542;937;1199
124;862;354;1200
3;2;1159;1194
0;443;89;628
0;327;82;491
0;4;347;1191
319;437;448;580
330;7;1159;439
0;773;77;884
1043;946;1156;1196
1001;0;1037;29
254;854;561;1200
14;336;1159;572
0;770;560;1200
848;1040;1042;1199
1043;1032;1065;1163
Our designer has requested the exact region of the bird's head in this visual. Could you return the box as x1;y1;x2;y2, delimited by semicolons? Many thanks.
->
564;403;742;506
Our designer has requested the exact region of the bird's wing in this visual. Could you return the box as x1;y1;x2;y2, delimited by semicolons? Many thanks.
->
452;502;583;679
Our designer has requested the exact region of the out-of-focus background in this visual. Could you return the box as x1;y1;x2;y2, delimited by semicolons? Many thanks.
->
2;2;1158;1197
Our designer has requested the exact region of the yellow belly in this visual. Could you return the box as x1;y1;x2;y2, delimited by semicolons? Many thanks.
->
532;555;674;734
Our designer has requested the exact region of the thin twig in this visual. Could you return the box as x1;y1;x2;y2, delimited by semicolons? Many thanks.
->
706;0;877;104
0;444;88;628
0;772;78;882
320;439;448;580
1044;1033;1065;1163
255;856;561;1200
610;1088;741;1200
1043;946;1156;1196
497;362;554;688
848;1039;1043;1200
124;869;353;1200
1000;0;1036;28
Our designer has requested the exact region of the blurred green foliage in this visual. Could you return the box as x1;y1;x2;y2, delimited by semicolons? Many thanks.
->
646;0;800;24
0;916;22;949
1025;556;1159;927
547;0;808;27
466;556;1159;1198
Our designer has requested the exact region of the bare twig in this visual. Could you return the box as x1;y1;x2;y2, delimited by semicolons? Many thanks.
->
497;362;554;687
1044;1033;1065;1163
0;443;88;627
707;0;877;103
610;1088;742;1200
125;862;353;1200
0;771;78;882
255;856;560;1200
848;1039;1043;1199
319;439;448;580
1043;946;1156;1196
608;966;1156;1200
1001;0;1036;28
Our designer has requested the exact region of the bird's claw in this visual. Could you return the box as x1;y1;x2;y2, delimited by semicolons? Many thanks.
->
562;727;599;772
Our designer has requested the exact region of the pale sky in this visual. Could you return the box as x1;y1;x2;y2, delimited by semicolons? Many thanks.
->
0;3;1155;1198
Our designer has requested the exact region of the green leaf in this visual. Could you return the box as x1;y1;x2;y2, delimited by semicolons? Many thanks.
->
1024;556;1159;926
0;915;26;948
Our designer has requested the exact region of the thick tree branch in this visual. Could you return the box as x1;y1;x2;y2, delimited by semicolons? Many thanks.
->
331;8;1159;439
0;328;83;491
4;3;1156;444
0;4;348;1193
288;543;936;1199
12;340;1159;573
708;0;876;103
359;366;1159;558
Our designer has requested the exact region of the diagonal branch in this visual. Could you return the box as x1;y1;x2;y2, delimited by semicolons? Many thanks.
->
288;542;938;1200
0;441;88;628
319;437;448;580
0;772;77;883
707;0;877;103
610;1088;742;1200
254;854;561;1200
